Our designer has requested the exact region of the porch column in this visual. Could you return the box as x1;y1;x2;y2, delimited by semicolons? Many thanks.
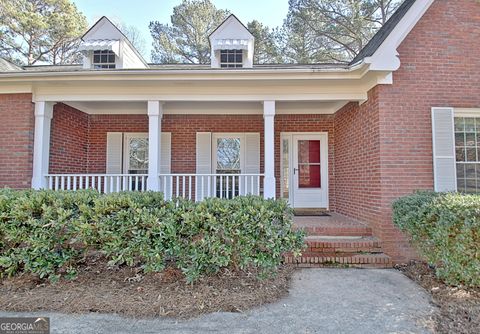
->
263;100;276;199
31;101;54;189
147;101;163;191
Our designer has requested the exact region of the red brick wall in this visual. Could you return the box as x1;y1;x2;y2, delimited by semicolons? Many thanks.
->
0;93;34;189
334;0;480;262
377;0;480;261
87;114;148;173
275;114;336;210
162;115;264;174
334;92;381;226
49;103;89;174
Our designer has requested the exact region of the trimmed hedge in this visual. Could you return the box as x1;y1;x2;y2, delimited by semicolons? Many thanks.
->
393;191;480;287
0;189;304;283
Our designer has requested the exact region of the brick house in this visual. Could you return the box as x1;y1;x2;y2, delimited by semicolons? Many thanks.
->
0;0;479;264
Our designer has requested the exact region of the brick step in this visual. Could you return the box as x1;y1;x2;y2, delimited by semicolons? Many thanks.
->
305;236;383;254
284;253;393;269
294;224;373;237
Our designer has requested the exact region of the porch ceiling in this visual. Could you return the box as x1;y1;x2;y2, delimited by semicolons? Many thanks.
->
64;100;350;115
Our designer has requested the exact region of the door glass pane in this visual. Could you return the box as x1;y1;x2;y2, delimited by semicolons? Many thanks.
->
299;165;321;188
216;138;241;171
282;138;289;198
297;140;321;188
298;140;320;163
216;138;241;198
128;137;148;174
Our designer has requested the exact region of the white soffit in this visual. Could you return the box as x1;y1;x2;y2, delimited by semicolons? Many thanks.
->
63;101;348;115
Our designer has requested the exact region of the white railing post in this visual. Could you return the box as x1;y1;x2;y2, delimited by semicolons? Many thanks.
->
32;101;54;189
147;101;163;191
263;100;276;199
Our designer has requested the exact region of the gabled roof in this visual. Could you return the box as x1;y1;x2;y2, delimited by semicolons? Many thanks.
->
209;14;253;39
0;58;22;72
82;16;124;41
350;0;416;65
81;16;148;67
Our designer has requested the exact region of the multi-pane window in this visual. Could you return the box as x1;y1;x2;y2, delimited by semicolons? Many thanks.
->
92;50;116;69
455;117;480;193
220;49;243;68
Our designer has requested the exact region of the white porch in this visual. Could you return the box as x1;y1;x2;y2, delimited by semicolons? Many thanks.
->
32;100;276;200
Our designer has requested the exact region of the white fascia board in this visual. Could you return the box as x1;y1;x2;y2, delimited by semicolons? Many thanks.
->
0;67;370;83
366;0;434;71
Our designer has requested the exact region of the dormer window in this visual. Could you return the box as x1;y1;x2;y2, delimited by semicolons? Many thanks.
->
92;50;116;69
220;49;243;68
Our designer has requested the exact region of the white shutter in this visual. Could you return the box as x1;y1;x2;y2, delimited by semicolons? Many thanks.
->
159;132;172;199
243;133;260;195
106;132;123;174
160;133;171;173
196;132;212;200
432;107;457;192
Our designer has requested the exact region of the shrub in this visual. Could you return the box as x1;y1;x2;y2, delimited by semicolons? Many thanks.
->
0;189;304;283
174;196;304;282
393;191;480;287
0;189;100;281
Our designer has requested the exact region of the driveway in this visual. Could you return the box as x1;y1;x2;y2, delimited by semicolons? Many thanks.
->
0;269;435;334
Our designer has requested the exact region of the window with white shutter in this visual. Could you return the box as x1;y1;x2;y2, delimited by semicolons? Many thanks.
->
106;131;171;175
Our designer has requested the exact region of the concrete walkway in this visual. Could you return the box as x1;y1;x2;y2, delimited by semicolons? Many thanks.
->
0;269;435;334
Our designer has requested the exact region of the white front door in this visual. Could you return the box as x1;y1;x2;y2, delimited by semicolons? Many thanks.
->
291;134;328;208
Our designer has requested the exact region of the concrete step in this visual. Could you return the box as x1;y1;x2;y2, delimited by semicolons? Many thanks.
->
293;215;373;237
304;236;383;254
284;253;393;269
294;224;373;237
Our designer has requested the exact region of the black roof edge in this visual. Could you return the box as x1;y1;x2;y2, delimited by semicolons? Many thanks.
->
349;0;416;65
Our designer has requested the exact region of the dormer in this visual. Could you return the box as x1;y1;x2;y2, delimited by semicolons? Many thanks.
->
209;15;254;69
79;17;148;70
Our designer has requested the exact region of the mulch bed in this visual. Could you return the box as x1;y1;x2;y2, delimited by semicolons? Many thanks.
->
0;255;294;319
396;261;480;334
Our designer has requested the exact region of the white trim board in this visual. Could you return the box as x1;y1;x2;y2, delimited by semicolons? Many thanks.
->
454;108;480;117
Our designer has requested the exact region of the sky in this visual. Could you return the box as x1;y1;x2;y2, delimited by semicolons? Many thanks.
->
72;0;289;59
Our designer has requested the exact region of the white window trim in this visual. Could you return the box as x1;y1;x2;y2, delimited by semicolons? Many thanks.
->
454;108;480;118
212;133;246;173
123;132;148;174
92;49;116;69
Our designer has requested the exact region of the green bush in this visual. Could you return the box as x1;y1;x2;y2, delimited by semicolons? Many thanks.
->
0;189;304;283
393;191;480;287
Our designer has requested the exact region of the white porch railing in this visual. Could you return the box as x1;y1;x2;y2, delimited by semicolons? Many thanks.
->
160;174;263;201
44;173;264;201
45;174;148;193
